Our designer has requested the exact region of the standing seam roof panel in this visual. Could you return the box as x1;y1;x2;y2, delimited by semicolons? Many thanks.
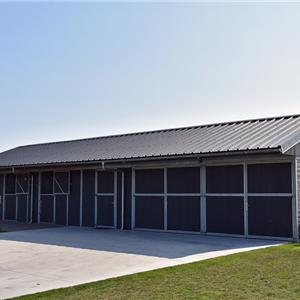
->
227;118;284;151
0;114;299;167
227;118;279;151
250;119;293;147
256;117;300;149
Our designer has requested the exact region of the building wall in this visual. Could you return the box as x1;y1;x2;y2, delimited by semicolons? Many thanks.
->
297;158;300;236
130;162;293;238
0;174;3;220
0;156;296;240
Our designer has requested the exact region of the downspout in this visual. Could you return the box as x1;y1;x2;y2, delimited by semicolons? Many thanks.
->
121;171;125;230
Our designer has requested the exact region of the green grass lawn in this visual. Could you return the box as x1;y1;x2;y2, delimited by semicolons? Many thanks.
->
16;244;300;300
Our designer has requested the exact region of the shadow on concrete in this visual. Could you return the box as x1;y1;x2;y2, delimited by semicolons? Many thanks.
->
0;226;281;259
0;221;61;232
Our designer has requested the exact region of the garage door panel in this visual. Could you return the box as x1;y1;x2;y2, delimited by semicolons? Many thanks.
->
55;195;67;225
135;196;164;229
41;172;54;194
5;195;16;220
68;171;80;226
167;196;200;231
97;172;114;194
40;195;54;223
167;167;200;193
82;170;95;227
17;195;28;222
16;174;29;194
248;196;292;237
97;196;114;227
54;172;69;194
135;169;164;194
206;196;244;235
206;165;243;193
5;174;16;194
248;163;291;193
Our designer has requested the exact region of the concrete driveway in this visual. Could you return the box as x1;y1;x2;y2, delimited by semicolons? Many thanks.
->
0;227;282;299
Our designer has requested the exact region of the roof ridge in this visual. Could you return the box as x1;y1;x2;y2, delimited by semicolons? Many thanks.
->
16;113;300;149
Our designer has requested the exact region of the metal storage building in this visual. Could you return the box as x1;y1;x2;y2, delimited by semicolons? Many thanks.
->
0;114;299;240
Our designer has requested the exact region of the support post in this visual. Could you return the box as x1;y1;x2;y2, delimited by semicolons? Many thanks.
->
80;169;83;227
38;172;41;224
114;170;117;229
66;171;70;226
243;163;249;237
121;171;125;230
26;175;30;223
164;167;167;231
53;172;56;224
200;166;206;233
94;170;97;227
15;174;18;221
2;174;6;221
30;175;34;223
131;169;135;230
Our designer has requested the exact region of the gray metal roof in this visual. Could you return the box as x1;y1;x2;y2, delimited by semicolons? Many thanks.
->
0;114;300;167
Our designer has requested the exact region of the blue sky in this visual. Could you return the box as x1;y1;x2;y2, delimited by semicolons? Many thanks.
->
0;3;300;152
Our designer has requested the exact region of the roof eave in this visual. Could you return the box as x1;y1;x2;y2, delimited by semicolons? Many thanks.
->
0;147;282;170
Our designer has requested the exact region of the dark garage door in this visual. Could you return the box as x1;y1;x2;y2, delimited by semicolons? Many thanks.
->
206;165;244;235
248;196;292;237
5;195;16;220
16;174;30;222
54;172;69;226
68;171;81;226
17;195;28;222
82;170;95;227
40;172;54;223
167;196;200;231
55;195;67;225
135;196;164;229
134;167;201;231
96;171;115;227
40;195;54;223
135;169;164;230
167;167;200;232
5;174;16;221
248;163;293;238
206;196;244;234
